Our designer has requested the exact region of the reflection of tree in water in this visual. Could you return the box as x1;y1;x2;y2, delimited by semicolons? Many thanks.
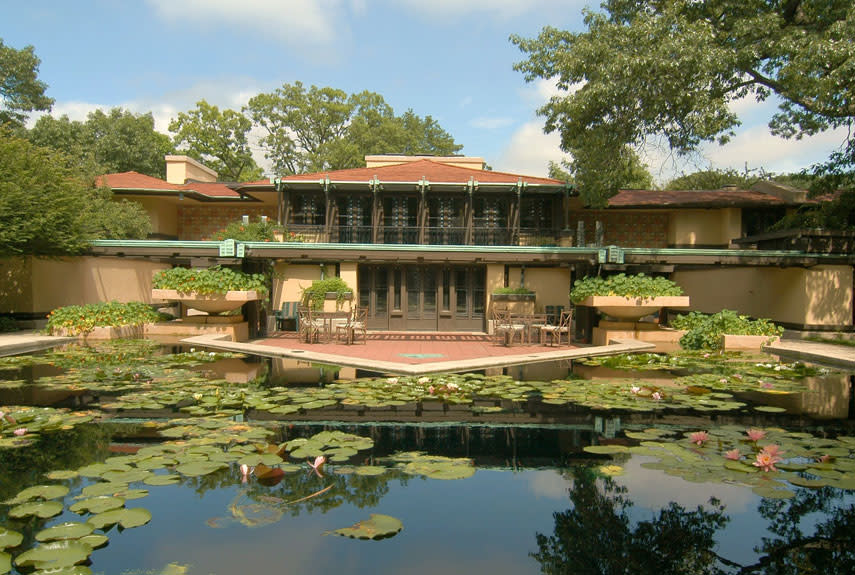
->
533;467;855;575
531;467;728;574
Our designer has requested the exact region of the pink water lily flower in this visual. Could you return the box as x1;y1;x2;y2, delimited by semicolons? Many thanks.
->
689;431;710;446
761;444;784;459
630;386;641;395
724;449;742;461
13;428;27;436
753;450;781;472
239;463;253;483
428;385;436;395
746;428;766;442
817;454;832;463
308;455;327;477
651;391;662;401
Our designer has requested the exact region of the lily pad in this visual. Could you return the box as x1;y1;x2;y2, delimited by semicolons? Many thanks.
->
0;551;8;575
143;474;181;486
14;541;93;570
9;500;64;519
87;507;152;529
45;470;79;480
752;486;795;499
69;496;125;515
330;514;403;540
5;485;70;505
175;461;227;477
0;528;23;550
35;522;95;542
583;445;631;455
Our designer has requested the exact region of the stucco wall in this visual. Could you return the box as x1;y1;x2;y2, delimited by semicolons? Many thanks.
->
672;265;852;328
506;266;571;312
178;206;277;240
0;256;168;316
272;263;323;308
134;197;179;238
668;208;741;247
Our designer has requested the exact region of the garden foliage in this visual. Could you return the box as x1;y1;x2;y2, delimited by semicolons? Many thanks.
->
152;266;268;295
672;310;783;350
570;273;683;304
45;301;162;335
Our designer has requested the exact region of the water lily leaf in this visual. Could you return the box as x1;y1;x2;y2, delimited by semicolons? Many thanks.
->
752;485;796;499
5;485;70;505
69;496;125;515
598;465;625;476
80;482;128;498
330;514;403;540
354;466;387;476
76;534;109;550
88;507;151;529
583;445;630;455
9;500;64;519
786;476;827;488
175;461;227;477
0;528;23;550
753;406;787;413
724;461;758;473
0;551;8;575
45;470;79;480
100;469;152;484
14;541;93;569
33;563;94;574
35;523;95;542
143;474;181;486
115;488;149;500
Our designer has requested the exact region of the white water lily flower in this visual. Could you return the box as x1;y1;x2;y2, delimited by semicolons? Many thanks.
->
418;376;431;384
387;377;398;384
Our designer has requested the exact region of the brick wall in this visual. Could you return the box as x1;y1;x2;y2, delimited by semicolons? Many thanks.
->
178;206;278;240
569;210;668;248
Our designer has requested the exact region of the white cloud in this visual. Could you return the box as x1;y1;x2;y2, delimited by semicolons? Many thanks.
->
527;469;572;499
470;116;514;130
146;0;351;48
494;120;565;176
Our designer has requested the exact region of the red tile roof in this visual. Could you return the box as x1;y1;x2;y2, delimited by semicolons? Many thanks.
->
608;188;788;208
242;159;565;187
100;171;240;198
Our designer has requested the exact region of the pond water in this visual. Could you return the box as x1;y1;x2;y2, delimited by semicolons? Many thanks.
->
1;340;855;574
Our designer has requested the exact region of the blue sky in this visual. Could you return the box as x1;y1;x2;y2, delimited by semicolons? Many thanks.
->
3;0;846;183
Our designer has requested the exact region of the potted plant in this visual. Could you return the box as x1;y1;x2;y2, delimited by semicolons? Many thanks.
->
151;266;267;314
570;273;689;321
671;310;783;351
301;277;354;311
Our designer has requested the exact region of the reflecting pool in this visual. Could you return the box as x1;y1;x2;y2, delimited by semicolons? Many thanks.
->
1;340;855;574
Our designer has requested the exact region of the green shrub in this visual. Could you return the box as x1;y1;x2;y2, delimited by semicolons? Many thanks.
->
210;219;276;242
570;273;683;304
45;301;162;335
152;266;268;295
301;277;353;310
673;309;784;350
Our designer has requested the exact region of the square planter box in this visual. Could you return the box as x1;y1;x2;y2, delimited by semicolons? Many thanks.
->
721;334;781;351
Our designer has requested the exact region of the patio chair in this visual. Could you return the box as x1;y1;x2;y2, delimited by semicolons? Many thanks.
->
336;306;367;344
541;310;573;346
297;305;321;343
493;307;525;346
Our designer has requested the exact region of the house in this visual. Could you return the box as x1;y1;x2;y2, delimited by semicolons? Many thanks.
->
5;154;849;333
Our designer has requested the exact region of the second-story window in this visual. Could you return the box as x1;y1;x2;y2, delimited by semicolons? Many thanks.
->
521;197;553;229
292;193;324;226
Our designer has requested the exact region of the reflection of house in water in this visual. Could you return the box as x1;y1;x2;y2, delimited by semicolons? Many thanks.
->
738;373;853;420
268;357;356;386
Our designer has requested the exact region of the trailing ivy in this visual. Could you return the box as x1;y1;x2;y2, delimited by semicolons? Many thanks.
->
210;220;276;242
492;287;535;295
152;266;268;295
672;310;784;350
45;301;163;335
570;273;683;304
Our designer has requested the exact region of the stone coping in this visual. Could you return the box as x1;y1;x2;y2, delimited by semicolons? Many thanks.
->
180;334;655;376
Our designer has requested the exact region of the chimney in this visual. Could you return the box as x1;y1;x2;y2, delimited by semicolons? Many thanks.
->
165;155;218;184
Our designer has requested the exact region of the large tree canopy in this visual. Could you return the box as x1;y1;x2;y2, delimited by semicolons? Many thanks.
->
0;131;151;256
512;0;855;206
246;82;462;175
169;100;263;182
29;108;174;178
0;39;53;128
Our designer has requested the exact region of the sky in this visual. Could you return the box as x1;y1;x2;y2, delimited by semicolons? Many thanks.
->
3;0;847;183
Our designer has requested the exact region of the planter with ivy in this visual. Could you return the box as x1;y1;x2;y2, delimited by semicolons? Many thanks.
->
571;273;689;321
491;287;536;303
301;277;354;311
151;266;267;316
46;301;164;339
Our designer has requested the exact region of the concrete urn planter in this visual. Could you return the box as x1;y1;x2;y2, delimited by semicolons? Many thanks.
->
151;289;262;314
579;295;691;322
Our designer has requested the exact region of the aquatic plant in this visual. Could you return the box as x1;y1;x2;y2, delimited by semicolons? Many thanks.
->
45;301;163;335
570;273;683;303
672;309;783;350
152;265;268;294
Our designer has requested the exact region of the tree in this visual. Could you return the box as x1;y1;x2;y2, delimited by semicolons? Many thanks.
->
169;100;263;182
0;130;151;256
0;39;53;128
512;1;855;206
665;168;761;190
549;146;654;193
246;82;462;175
29;108;174;178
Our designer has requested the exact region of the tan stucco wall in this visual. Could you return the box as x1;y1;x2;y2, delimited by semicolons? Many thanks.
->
0;256;168;315
672;265;852;327
134;197;179;237
668;208;742;246
165;155;218;184
272;261;357;312
0;257;34;314
506;266;571;312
